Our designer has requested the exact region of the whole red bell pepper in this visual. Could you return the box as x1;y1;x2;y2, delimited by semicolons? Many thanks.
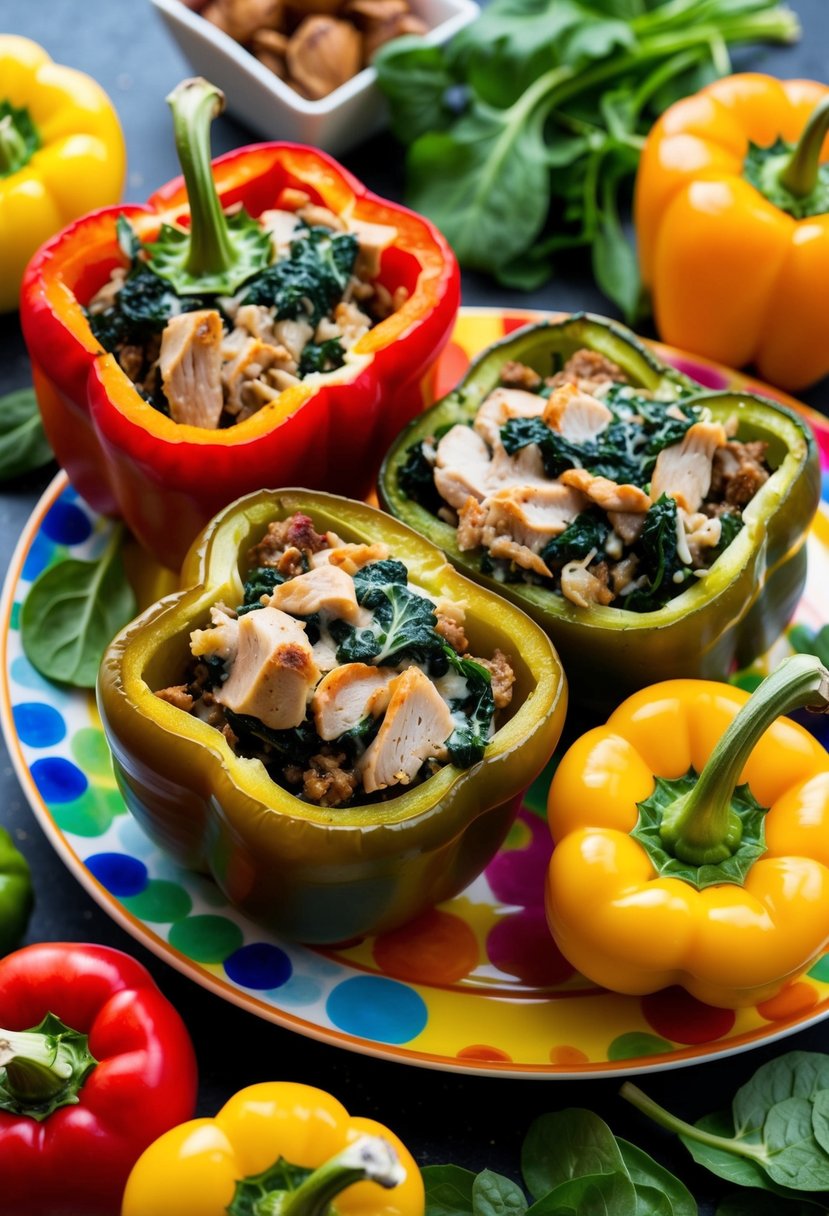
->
0;942;197;1216
20;80;459;569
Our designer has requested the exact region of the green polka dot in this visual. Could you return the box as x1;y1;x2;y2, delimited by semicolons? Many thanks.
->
503;819;530;850
71;728;112;777
607;1031;673;1061
50;786;125;837
122;880;192;923
169;914;244;963
10;602;20;630
809;954;829;983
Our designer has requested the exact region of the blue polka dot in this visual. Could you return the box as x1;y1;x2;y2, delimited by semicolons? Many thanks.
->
10;656;69;701
274;975;323;1007
22;533;56;581
326;976;428;1044
42;501;92;546
86;852;149;896
224;943;292;990
31;757;88;804
13;702;66;748
823;469;829;505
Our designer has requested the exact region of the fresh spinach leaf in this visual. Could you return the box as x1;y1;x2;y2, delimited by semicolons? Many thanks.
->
525;1172;636;1216
521;1110;626;1199
472;1170;527;1216
237;566;285;614
374;38;458;143
616;1139;697;1216
225;711;322;764
759;1097;829;1190
733;1053;829;1141
423;1164;477;1216
21;525;136;688
398;439;441;509
0;388;54;481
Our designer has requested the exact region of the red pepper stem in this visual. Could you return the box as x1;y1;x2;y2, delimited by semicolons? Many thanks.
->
779;95;829;198
660;655;829;866
0;113;29;176
257;1137;405;1216
0;1026;74;1103
165;78;236;279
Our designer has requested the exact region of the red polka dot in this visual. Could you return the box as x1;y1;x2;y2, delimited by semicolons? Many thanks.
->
642;987;735;1044
457;1044;512;1063
550;1045;589;1066
503;314;541;335
486;908;574;988
757;982;819;1022
372;909;479;985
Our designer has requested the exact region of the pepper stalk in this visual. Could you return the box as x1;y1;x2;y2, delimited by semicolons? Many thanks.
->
146;77;271;295
744;93;829;220
0;1011;97;1121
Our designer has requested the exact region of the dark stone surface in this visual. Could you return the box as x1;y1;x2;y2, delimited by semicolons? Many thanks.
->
1;1;828;1210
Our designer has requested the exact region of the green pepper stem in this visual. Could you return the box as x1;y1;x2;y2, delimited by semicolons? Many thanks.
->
166;77;236;279
779;95;829;198
0;1025;75;1103
0;113;29;176
620;1082;765;1163
257;1137;405;1216
661;655;829;866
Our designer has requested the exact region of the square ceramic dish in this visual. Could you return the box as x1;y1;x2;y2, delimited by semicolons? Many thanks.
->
150;0;479;156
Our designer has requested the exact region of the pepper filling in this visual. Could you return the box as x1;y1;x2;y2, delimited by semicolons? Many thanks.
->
155;513;515;808
86;205;404;428
400;350;772;612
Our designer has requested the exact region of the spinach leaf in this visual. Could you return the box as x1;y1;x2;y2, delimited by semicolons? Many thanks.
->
241;227;358;325
541;511;609;566
525;1172;636;1216
88;266;213;350
713;512;743;558
443;647;494;767
521;1110;626;1199
616;1140;697;1216
500;416;586;479
374;38;458;143
0;388;53;481
398;439;441;509
225;710;321;764
733;1053;829;1142
21;525;136;688
331;560;444;667
298;337;346;376
789;624;829;668
237;566;285;614
423;1164;477;1216
623;495;689;611
472;1170;527;1216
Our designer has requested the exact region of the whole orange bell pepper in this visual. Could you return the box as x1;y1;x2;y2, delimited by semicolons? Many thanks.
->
635;73;829;391
546;655;829;1009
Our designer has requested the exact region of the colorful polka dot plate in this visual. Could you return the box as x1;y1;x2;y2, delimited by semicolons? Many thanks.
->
5;308;829;1079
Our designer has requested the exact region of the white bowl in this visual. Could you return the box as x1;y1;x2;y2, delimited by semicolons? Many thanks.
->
150;0;479;157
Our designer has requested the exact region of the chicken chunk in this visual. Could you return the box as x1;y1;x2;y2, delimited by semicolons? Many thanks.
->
434;424;493;509
650;421;728;513
258;208;303;256
311;542;391;574
359;667;455;793
473;387;546;449
214;607;319;730
607;510;646;545
560;469;651;514
560;555;614;609
542;383;613;443
312;662;398;740
481;483;588;554
190;604;240;663
348;217;398;279
159;309;224;428
268;565;363;623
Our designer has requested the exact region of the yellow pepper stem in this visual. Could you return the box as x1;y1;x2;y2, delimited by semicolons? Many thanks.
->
779;94;829;199
660;655;829;866
0;111;31;176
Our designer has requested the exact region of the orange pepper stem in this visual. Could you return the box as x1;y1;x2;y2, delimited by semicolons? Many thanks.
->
659;655;829;866
165;77;237;280
620;1083;766;1163
237;1137;405;1216
779;95;829;199
0;111;31;176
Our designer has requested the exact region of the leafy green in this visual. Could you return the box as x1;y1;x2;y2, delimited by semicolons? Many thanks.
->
375;0;799;318
0;388;53;482
241;227;358;326
541;511;609;566
789;624;829;668
0;100;39;177
443;647;494;767
473;1170;527;1216
617;1139;697;1216
423;1165;478;1216
331;559;444;667
521;1111;627;1198
225;711;322;765
298;337;346;376
623;494;690;611
237;566;286;614
21;525;136;688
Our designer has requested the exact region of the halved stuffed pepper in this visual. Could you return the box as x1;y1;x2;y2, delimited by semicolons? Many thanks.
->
380;314;820;709
20;79;459;569
97;490;566;944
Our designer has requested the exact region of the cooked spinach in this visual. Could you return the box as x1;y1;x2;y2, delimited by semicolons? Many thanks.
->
541;510;609;567
714;512;744;558
237;567;285;614
443;646;494;767
298;337;346;376
624;494;690;612
331;559;443;667
240;226;358;326
225;710;321;764
398;424;456;511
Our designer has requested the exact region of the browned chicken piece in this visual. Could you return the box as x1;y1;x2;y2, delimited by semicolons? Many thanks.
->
268;564;364;623
159;309;224;428
87;267;126;314
221;331;296;415
472;648;515;709
560;468;651;514
333;299;372;345
155;685;194;711
359;667;455;793
296;202;347;231
215;607;319;730
190;605;240;662
486;441;546;487
435;424;493;509
542;383;613;443
610;554;641;596
547;349;626;394
348;217;398;279
499;360;542;392
311;541;391;574
650;421;728;513
482;484;588;554
560;555;614;609
488;537;552;577
257;209;304;256
312;662;398;740
710;439;770;507
607;510;646;545
473;386;546;448
233;303;278;344
457;496;488;551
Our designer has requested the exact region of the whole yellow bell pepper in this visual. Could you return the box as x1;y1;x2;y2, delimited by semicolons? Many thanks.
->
546;655;829;1009
121;1081;423;1216
0;35;125;312
635;73;829;391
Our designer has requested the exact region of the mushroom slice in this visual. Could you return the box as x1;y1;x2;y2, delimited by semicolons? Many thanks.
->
214;607;319;730
359;667;455;793
312;662;398;740
159;309;224;428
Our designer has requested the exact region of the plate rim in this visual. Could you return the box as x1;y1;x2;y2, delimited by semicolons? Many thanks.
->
4;312;829;1080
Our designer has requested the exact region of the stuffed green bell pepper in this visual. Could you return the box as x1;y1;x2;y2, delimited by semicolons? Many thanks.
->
0;827;33;955
97;490;566;944
379;314;820;709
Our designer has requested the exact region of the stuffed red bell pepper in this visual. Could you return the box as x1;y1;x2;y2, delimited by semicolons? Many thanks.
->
0;942;197;1216
20;78;459;569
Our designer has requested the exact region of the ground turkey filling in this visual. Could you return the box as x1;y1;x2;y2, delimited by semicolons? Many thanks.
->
400;350;771;613
156;514;515;808
86;195;407;429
